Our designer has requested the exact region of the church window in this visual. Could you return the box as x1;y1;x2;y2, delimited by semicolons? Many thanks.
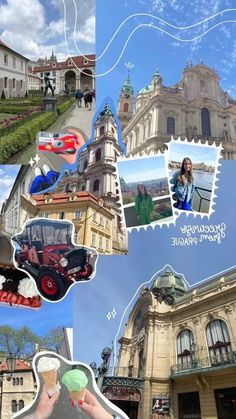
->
20;377;23;385
18;400;24;410
201;107;211;136
95;148;101;161
123;103;129;112
13;378;16;386
16;377;20;385
167;116;175;135
177;329;194;368
99;126;105;136
206;319;232;365
11;400;17;413
93;179;99;192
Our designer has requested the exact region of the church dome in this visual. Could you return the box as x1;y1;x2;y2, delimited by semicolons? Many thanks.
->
121;75;133;95
150;266;189;304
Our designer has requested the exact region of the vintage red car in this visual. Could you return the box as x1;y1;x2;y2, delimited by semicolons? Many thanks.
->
12;219;98;301
38;131;77;154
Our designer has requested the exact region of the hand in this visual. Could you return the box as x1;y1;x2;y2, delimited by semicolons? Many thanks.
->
35;385;60;419
59;128;85;164
79;389;113;419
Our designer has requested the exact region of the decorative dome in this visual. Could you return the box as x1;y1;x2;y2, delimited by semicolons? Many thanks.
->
150;266;189;305
138;85;154;95
121;75;133;95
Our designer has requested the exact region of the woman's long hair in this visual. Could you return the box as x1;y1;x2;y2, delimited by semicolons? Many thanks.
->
178;157;193;185
137;184;148;199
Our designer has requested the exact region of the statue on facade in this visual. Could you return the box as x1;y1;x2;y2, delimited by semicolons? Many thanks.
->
44;72;54;97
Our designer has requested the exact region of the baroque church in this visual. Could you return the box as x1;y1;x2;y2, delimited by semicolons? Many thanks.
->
55;103;127;254
117;62;236;159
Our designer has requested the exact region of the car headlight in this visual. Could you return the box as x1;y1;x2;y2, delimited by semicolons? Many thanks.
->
59;257;68;267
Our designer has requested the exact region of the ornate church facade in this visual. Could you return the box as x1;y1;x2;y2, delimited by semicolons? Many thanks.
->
102;266;236;419
118;63;236;159
54;104;127;254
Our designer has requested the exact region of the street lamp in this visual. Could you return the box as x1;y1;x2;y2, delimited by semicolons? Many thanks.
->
6;353;16;376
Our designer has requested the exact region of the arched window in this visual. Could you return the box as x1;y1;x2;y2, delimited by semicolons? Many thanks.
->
167;116;175;135
99;126;105;136
201;107;211;137
83;159;88;171
93;179;99;192
95;148;101;161
18;400;24;411
16;377;20;386
177;329;194;367
20;377;23;385
13;377;16;386
123;103;129;112
11;400;17;413
138;348;145;378
206;319;232;365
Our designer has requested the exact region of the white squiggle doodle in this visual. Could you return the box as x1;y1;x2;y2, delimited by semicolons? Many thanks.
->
70;5;236;62
62;2;236;77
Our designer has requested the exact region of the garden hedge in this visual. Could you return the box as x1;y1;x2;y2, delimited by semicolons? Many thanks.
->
0;112;56;163
57;98;75;114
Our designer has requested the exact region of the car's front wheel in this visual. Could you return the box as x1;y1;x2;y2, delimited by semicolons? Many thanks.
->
37;269;66;301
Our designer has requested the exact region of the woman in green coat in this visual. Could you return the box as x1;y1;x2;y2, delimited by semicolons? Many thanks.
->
135;184;154;225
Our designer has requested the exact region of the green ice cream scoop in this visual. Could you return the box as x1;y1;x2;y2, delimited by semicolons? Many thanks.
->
62;369;88;392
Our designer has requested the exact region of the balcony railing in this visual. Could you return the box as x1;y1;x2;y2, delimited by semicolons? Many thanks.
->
171;351;236;376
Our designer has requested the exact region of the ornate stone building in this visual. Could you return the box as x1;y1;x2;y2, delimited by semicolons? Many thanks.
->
102;266;236;419
55;104;127;254
0;360;35;419
118;63;236;159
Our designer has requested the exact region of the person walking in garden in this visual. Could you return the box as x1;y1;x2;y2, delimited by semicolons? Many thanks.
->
75;89;84;107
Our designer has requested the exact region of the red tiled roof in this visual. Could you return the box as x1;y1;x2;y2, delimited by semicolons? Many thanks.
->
0;359;31;372
33;54;95;72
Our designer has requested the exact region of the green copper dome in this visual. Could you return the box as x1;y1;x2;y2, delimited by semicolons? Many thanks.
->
121;75;133;95
151;267;189;305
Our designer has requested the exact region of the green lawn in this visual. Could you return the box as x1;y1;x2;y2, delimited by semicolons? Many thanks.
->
0;113;15;121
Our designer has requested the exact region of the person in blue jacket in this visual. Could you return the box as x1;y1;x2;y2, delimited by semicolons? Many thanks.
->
172;157;195;211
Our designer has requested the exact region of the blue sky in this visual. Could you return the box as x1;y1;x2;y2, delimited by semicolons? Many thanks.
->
0;0;95;60
168;142;218;166
73;161;236;367
118;155;167;183
96;0;236;105
0;290;73;336
0;165;20;211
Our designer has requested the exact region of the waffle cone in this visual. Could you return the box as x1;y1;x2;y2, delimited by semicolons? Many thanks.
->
41;369;57;390
70;387;86;402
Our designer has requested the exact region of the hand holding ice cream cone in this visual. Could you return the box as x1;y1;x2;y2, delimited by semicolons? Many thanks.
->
62;368;88;406
37;356;61;396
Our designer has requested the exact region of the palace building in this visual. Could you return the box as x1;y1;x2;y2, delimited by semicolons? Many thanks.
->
118;63;236;159
102;266;236;419
0;40;29;98
31;54;95;94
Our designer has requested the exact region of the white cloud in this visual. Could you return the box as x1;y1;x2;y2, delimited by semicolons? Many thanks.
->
74;15;95;45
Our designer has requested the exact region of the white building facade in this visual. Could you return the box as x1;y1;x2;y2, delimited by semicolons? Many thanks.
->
118;63;236;160
0;40;28;98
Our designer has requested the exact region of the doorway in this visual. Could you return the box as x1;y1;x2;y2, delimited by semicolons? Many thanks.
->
215;387;236;419
112;400;139;419
178;391;201;419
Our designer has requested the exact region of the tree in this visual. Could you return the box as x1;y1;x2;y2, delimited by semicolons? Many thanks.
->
39;327;65;353
0;326;39;359
1;90;6;100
